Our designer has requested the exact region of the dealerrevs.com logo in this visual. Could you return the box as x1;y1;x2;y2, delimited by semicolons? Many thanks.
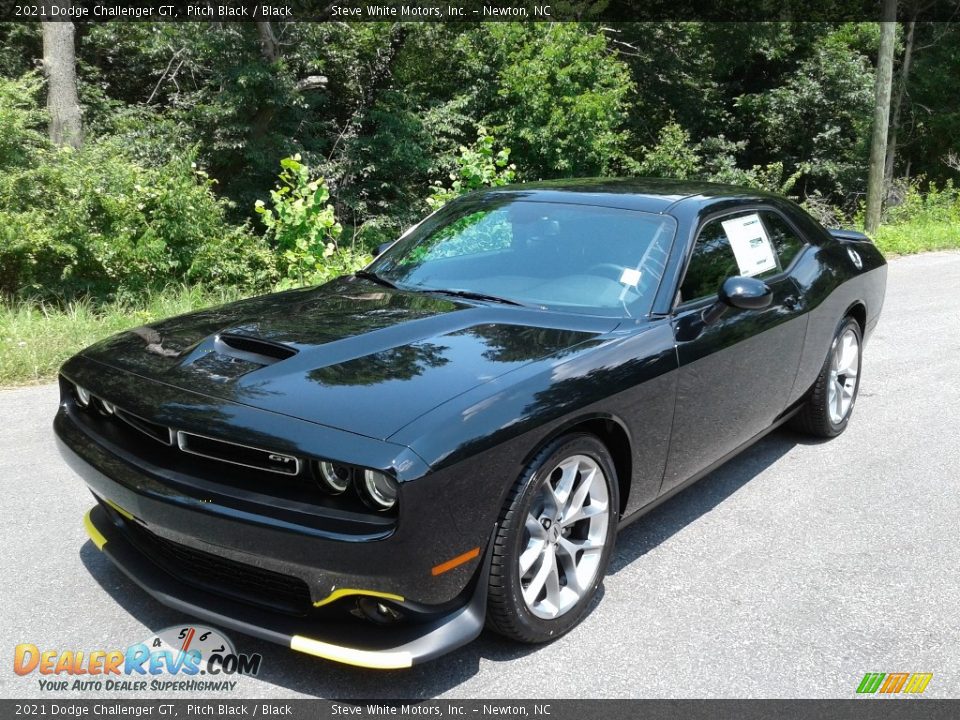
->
14;625;262;692
856;672;933;695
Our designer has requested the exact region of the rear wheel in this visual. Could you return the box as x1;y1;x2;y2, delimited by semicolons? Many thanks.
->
486;433;619;643
792;316;862;438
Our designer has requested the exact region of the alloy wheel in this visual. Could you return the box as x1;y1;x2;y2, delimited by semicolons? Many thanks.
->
828;327;860;425
519;454;610;619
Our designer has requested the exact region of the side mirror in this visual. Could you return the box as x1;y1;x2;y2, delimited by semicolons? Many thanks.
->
720;276;773;310
703;276;773;324
375;241;394;257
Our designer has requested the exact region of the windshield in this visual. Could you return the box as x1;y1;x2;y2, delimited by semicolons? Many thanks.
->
368;196;677;317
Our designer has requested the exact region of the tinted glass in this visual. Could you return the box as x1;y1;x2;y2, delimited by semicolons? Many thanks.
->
761;211;807;268
369;197;677;317
680;211;782;303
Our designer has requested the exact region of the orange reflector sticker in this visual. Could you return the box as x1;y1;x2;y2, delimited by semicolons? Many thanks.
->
431;547;481;576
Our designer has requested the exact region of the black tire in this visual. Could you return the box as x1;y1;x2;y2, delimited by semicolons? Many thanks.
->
791;315;863;438
486;433;619;643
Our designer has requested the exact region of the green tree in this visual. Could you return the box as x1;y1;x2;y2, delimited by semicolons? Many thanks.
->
427;128;515;209
866;1;898;233
636;122;702;179
459;24;633;178
42;5;83;148
255;155;370;289
733;27;875;198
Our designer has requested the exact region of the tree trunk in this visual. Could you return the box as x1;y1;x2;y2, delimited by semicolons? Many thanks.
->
865;0;898;234
256;22;279;63
884;18;915;186
42;10;83;149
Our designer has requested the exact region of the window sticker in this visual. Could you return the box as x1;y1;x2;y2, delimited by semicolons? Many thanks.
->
619;267;641;287
721;214;777;277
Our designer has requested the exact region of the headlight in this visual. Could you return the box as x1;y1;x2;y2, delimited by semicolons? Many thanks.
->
98;399;116;415
362;469;398;511
74;385;91;407
316;460;351;494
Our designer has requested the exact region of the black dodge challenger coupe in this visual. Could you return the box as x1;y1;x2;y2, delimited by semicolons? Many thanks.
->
56;179;887;668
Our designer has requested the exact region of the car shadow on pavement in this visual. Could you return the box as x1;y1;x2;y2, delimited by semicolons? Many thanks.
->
78;427;797;698
608;427;802;574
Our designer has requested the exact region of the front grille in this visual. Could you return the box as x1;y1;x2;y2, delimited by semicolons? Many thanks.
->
61;375;400;530
114;408;174;445
177;430;300;476
69;381;305;479
119;514;313;615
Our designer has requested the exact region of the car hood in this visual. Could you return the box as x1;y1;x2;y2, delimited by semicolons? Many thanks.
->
79;277;616;439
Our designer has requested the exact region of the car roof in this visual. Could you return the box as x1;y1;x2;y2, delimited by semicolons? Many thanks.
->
479;177;781;214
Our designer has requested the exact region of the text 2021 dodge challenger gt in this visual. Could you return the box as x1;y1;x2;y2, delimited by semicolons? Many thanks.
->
55;179;886;668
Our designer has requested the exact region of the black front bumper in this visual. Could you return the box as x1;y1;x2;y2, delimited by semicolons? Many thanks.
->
54;379;494;668
82;503;489;669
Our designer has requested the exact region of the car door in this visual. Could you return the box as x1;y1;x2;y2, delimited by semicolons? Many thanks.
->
659;207;809;494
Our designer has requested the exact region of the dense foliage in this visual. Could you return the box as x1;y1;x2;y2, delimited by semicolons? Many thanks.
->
255;154;371;288
0;75;277;299
1;20;958;302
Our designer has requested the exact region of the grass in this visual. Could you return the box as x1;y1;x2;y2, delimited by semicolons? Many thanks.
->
0;285;244;388
871;218;960;256
869;182;960;256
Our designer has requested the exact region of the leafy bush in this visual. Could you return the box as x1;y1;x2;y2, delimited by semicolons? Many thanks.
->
0;73;45;168
0;78;274;298
733;35;874;197
255;155;371;289
0;75;275;300
635;121;804;194
349;215;407;254
186;225;278;292
0;141;273;298
868;179;960;255
427;128;516;210
884;179;960;225
634;122;701;180
466;23;633;178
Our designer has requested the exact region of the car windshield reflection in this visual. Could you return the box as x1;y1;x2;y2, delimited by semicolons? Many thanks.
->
368;198;676;317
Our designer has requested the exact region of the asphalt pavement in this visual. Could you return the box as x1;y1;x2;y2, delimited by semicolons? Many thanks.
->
1;251;958;699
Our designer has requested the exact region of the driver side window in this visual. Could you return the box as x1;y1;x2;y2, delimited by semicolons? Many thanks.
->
679;211;780;304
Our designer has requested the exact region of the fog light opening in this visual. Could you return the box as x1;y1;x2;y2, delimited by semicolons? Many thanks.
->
354;597;403;625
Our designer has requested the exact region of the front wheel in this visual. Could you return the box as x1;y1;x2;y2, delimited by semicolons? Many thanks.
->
792;316;863;438
486;433;619;643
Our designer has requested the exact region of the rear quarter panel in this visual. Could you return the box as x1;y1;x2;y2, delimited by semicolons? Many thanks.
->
789;237;887;405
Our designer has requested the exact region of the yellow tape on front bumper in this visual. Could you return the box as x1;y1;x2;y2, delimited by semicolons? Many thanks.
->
290;635;413;669
312;588;405;608
104;498;134;520
83;509;107;550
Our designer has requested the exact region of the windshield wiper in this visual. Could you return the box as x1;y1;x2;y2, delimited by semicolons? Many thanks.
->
354;270;398;289
422;288;527;307
357;274;528;307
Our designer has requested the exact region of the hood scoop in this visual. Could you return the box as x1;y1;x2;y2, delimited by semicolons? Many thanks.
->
175;331;299;382
214;333;298;365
